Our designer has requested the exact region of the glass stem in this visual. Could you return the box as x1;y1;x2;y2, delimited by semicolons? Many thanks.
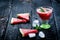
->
42;20;48;24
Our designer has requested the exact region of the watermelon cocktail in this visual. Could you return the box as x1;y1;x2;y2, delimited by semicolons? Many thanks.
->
36;6;53;29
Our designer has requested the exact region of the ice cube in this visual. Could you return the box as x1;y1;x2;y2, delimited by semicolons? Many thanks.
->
28;33;36;38
39;31;45;38
32;20;39;27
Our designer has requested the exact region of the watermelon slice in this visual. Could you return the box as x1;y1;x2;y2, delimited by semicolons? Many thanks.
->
17;13;30;21
11;18;27;24
19;28;38;37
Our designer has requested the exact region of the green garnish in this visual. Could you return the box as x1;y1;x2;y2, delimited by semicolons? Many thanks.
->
40;7;45;12
35;25;39;30
35;25;41;30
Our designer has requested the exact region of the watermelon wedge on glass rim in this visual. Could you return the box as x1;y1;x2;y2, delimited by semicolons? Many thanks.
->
17;13;30;21
19;28;38;37
11;18;27;24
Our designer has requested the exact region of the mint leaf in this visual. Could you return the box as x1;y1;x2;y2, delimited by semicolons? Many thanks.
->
35;25;39;30
35;25;41;30
40;7;45;12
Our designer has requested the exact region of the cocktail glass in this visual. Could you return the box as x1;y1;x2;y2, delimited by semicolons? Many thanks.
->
36;6;53;29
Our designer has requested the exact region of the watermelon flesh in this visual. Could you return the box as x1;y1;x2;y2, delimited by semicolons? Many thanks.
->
17;13;30;21
11;18;27;24
19;28;38;37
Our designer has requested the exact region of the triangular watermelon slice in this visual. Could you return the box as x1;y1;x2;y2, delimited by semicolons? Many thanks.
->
11;18;27;24
17;13;30;21
19;28;38;37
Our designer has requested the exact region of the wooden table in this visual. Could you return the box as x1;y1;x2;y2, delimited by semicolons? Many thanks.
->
0;0;60;40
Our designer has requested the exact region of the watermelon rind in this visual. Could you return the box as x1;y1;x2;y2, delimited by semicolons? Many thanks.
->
19;29;24;37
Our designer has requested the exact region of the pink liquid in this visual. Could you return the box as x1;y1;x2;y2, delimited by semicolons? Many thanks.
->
37;8;52;20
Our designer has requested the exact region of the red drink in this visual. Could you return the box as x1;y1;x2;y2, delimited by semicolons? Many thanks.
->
36;7;53;29
37;7;52;20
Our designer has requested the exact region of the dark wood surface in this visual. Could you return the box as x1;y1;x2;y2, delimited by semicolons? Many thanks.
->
0;0;60;40
52;0;60;40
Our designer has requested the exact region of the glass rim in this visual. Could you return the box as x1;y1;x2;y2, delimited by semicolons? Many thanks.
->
36;6;53;14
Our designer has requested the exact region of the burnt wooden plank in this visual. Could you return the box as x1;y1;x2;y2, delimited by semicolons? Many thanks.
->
31;7;57;40
18;0;57;40
53;0;60;3
4;0;57;40
52;0;60;40
31;0;57;40
4;0;32;40
0;0;9;17
0;0;9;40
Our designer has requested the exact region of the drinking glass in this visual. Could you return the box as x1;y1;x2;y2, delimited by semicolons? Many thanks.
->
36;6;53;29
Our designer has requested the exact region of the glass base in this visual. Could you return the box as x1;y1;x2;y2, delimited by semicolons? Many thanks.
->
40;24;51;29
